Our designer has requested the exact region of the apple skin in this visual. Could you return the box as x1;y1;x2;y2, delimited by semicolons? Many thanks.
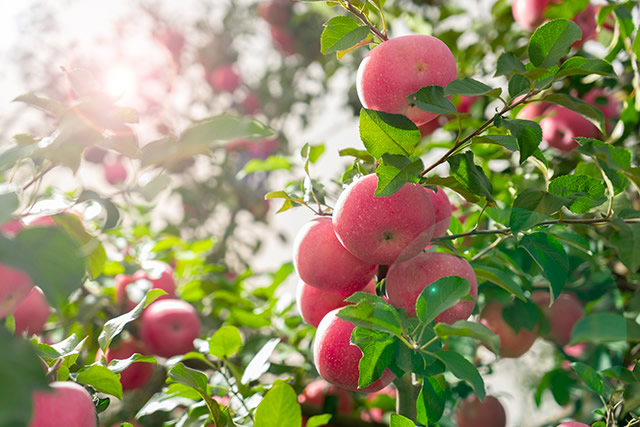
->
294;217;376;297
332;174;436;265
270;26;297;56
298;379;354;415
386;252;477;322
13;287;51;336
139;299;201;358
572;3;597;47
0;219;24;237
29;381;97;427
105;337;154;391
356;34;457;127
480;300;538;358
104;160;127;185
242;92;261;115
517;102;551;121
132;261;177;298
209;64;241;93
457;96;479;114
512;0;552;31
423;186;451;238
557;423;589;427
531;291;584;346
297;280;375;328
456;394;506;427
83;146;107;164
584;88;620;123
313;309;395;393
540;106;598;152
0;264;35;319
361;384;396;423
258;0;292;27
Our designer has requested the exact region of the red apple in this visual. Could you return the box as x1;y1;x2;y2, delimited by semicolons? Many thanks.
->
423;186;451;238
132;260;177;299
540;106;598;152
572;3;597;48
105;337;153;391
294;217;376;297
29;216;56;227
479;300;538;358
0;219;24;236
242;92;261;115
418;119;440;137
82;146;107;164
29;381;97;427
512;0;553;32
332;174;436;265
139;299;201;358
270;26;296;56
258;0;292;27
209;64;241;93
297;280;375;328
584;88;620;123
456;394;506;427
386;252;477;322
104;159;127;185
361;384;396;423
313;309;395;393
457;96;479;114
531;291;584;346
0;264;35;318
516;102;551;121
298;379;354;415
13;287;50;336
557;423;589;427
356;35;457;127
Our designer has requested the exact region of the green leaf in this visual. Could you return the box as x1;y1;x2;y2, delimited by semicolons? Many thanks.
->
390;414;416;427
528;19;582;68
548;175;606;214
571;362;613;398
609;219;640;273
502;299;540;333
407;86;457;114
181;114;273;145
542;93;606;133
444;78;496;97
574;138;631;170
613;5;634;38
0;327;50;427
306;414;333;427
13;93;65;117
509;189;569;233
50;213;106;280
472;265;526;301
0;186;19;224
447;151;494;202
300;143;325;165
544;0;589;19
415;276;471;324
339;294;404;336
106;353;157;374
241;156;292;175
77;364;123;399
570;313;639;345
209;326;243;359
434;321;500;354
98;289;167;351
495;53;526;76
338;147;375;163
241;338;280;384
354;330;395;388
423;175;480;204
535;368;577;406
519;233;569;301
375;154;424;197
168;362;223;424
433;350;485;399
359;109;420;159
508;74;530;99
494;118;542;163
556;57;616;79
417;377;445;425
254;383;301;427
320;16;370;54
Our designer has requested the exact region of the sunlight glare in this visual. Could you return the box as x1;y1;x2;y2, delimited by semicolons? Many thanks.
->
104;64;137;98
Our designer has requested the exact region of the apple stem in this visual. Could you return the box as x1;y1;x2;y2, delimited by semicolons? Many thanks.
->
394;373;418;422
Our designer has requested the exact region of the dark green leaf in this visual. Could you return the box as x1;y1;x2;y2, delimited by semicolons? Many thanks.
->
415;276;471;324
544;0;589;19
495;53;526;76
77;364;123;399
338;294;403;336
375;154;424;197
417;377;445;425
320;17;370;54
354;332;395;388
423;175;480;203
433;350;485;399
472;265;526;301
535;368;577;406
209;326;243;359
528;19;582;68
254;382;301;427
508;74;530;99
444;78;495;97
570;313;640;345
609;219;640;273
556;57;615;79
50;213;106;280
571;362;613;398
509;189;569;233
542;93;606;132
0;186;19;224
447;151;494;202
613;5;634;38
519;233;569;301
495;118;542;163
407;86;457;115
502;299;540;333
548;175;606;214
359;109;421;159
434;321;500;354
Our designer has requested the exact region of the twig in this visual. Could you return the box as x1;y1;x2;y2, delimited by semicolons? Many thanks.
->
23;164;55;191
345;2;388;42
471;235;511;262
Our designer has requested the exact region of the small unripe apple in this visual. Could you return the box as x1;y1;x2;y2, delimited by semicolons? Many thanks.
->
296;280;375;328
480;300;538;358
298;379;354;415
456;394;506;427
294;217;376;297
104;159;127;185
13;287;51;336
386;252;477;322
313;309;395;392
0;264;35;318
332;174;436;265
140;299;201;358
531;291;584;346
29;381;97;427
209;64;241;93
423;186;451;238
105;337;153;391
540;106;598;152
356;35;457;126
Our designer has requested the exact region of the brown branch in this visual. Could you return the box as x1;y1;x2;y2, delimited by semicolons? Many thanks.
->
23;165;55;191
346;2;388;42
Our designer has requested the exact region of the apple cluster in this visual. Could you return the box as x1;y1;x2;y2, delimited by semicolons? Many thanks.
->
294;173;481;393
